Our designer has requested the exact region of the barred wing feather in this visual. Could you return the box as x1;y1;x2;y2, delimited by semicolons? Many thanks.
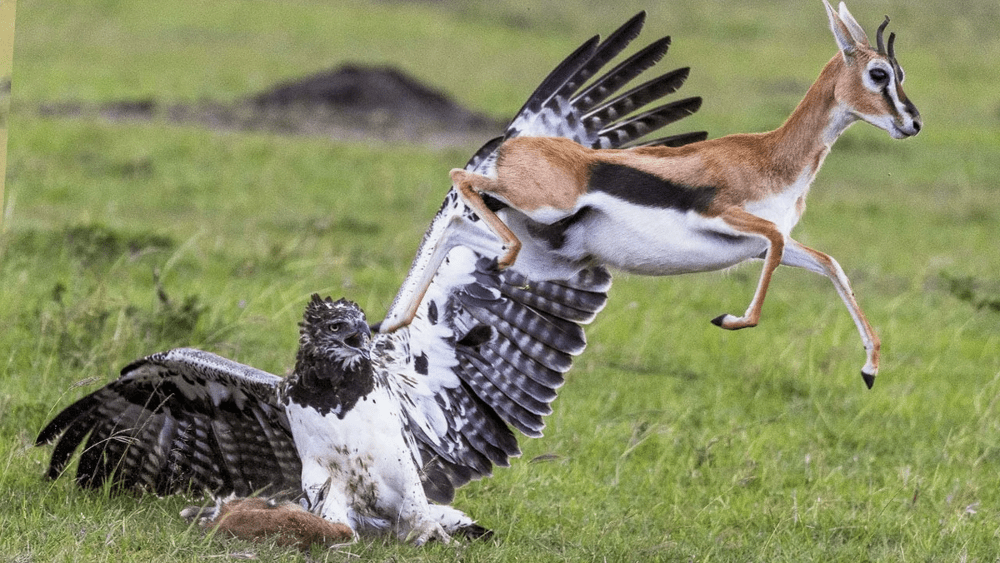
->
36;348;301;498
378;248;611;503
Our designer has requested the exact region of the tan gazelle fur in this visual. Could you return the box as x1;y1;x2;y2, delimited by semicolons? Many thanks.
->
449;1;921;388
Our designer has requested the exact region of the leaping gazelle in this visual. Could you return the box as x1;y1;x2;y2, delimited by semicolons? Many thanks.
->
449;1;921;388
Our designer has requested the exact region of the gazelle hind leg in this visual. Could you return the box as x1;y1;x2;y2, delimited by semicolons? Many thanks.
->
450;168;522;269
711;209;786;331
780;239;880;388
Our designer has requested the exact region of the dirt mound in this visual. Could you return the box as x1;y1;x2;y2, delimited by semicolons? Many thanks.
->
251;64;497;130
38;65;504;148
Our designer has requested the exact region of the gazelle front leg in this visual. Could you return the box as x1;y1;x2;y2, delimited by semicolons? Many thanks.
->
780;239;880;388
710;208;786;331
449;168;523;270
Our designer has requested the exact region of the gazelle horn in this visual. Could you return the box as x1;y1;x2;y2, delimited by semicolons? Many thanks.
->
875;16;890;54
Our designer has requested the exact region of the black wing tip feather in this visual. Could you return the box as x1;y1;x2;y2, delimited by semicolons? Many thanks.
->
601;96;702;132
513;35;601;117
601;12;649;56
625;11;647;27
543;13;651;112
679;96;703;113
43;420;92;478
573;36;674;112
505;11;649;135
35;398;91;447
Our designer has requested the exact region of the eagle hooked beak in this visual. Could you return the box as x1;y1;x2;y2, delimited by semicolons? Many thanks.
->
342;320;372;354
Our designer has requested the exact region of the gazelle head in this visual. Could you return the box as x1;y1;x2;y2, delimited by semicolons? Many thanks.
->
823;1;922;139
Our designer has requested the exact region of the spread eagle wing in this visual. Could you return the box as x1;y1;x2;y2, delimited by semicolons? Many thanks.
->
374;12;707;503
35;348;301;498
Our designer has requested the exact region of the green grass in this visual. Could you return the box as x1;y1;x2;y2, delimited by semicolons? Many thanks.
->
4;0;1000;561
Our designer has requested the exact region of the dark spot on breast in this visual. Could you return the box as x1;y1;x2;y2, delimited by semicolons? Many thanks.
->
414;353;429;375
588;162;716;212
427;301;438;325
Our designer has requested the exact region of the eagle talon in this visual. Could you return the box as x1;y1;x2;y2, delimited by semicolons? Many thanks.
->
405;522;452;546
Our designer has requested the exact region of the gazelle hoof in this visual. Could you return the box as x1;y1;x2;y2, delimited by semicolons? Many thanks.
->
710;314;756;330
861;370;876;389
861;357;878;389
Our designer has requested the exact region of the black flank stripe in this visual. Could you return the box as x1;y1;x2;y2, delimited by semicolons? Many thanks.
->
588;162;716;212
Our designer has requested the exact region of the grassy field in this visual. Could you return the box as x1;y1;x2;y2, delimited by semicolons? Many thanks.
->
3;0;1000;561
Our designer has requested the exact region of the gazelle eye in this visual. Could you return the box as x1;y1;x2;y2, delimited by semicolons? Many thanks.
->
869;67;889;84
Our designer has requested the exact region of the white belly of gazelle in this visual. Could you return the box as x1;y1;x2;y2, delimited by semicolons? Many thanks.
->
565;193;770;275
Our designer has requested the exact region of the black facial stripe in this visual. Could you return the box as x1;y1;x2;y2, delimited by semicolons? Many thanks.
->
880;87;898;115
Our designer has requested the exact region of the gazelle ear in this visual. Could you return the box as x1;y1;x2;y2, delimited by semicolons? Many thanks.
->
823;0;859;60
837;2;870;46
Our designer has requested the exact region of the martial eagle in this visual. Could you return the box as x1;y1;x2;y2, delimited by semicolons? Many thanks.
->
36;12;705;544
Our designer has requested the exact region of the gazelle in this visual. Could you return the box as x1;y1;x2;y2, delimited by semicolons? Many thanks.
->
449;1;921;388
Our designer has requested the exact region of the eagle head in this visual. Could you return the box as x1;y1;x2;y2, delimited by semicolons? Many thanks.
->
299;294;372;370
287;295;376;417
